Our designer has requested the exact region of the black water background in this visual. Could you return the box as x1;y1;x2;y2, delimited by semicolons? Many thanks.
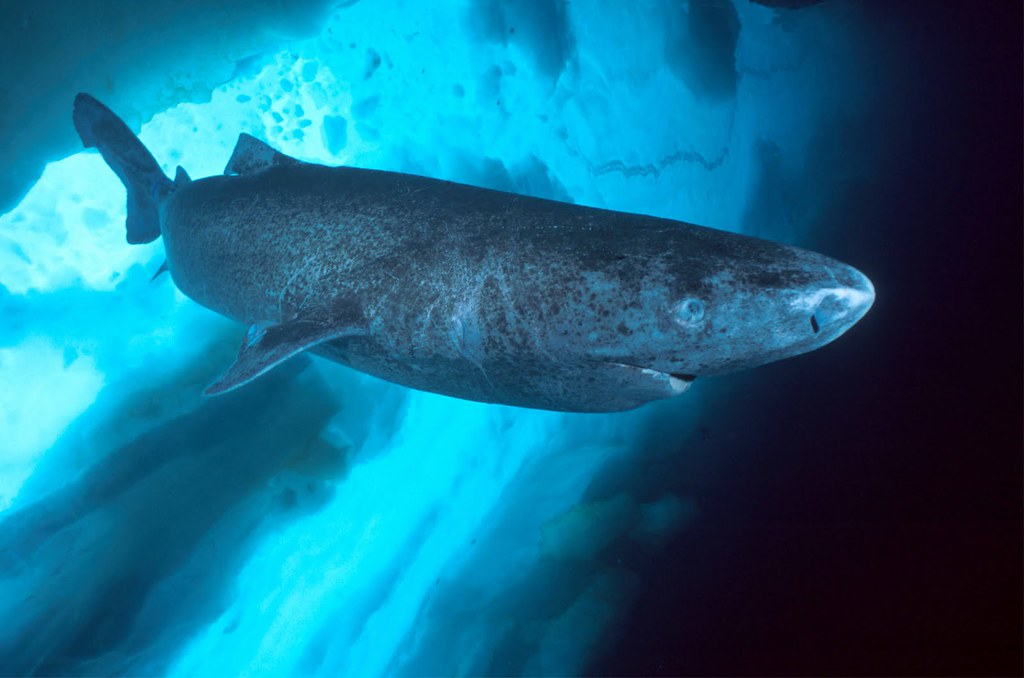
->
595;3;1023;676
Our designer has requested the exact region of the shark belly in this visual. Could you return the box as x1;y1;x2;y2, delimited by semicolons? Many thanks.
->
313;339;687;412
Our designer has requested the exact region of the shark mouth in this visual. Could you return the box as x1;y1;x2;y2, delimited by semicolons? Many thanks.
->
662;370;697;393
607;363;697;395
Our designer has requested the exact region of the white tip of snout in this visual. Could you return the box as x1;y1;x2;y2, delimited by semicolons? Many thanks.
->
792;267;875;331
840;267;876;323
854;272;876;316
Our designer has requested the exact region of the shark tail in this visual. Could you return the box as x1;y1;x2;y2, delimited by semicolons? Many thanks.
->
72;93;172;244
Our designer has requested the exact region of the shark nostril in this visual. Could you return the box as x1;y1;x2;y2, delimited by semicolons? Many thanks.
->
810;314;820;333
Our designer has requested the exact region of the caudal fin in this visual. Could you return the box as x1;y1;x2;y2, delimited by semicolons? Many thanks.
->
72;93;172;244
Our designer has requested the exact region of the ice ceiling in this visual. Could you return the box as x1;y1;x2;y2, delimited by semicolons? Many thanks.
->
0;1;879;674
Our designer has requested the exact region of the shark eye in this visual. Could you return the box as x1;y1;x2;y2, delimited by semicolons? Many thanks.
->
674;298;705;326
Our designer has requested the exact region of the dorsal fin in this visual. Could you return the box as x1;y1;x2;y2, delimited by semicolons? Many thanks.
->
174;165;191;187
224;133;301;176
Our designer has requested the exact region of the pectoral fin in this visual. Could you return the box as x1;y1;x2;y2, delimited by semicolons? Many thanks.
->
204;318;360;396
150;259;169;282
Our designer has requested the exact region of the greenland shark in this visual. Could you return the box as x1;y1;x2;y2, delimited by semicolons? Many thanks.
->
72;93;874;412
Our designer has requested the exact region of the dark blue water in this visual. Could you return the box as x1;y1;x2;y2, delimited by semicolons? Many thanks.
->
597;4;1023;674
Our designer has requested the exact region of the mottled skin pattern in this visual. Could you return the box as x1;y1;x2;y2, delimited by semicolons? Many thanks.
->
161;161;874;412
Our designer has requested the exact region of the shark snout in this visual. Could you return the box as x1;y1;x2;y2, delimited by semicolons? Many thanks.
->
803;264;875;337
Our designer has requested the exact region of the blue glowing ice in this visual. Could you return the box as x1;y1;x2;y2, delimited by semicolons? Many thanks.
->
0;1;875;674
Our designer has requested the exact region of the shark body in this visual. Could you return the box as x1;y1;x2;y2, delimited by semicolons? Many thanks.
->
73;93;874;412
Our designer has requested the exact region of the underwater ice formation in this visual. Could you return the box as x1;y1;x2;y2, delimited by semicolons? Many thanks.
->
0;1;881;674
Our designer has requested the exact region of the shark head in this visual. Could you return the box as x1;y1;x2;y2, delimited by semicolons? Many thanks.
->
581;233;875;385
667;254;876;376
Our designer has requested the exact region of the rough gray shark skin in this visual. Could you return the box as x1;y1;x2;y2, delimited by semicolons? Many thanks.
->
74;93;875;412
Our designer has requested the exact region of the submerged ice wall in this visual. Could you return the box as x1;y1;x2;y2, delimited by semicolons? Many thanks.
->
0;1;883;674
